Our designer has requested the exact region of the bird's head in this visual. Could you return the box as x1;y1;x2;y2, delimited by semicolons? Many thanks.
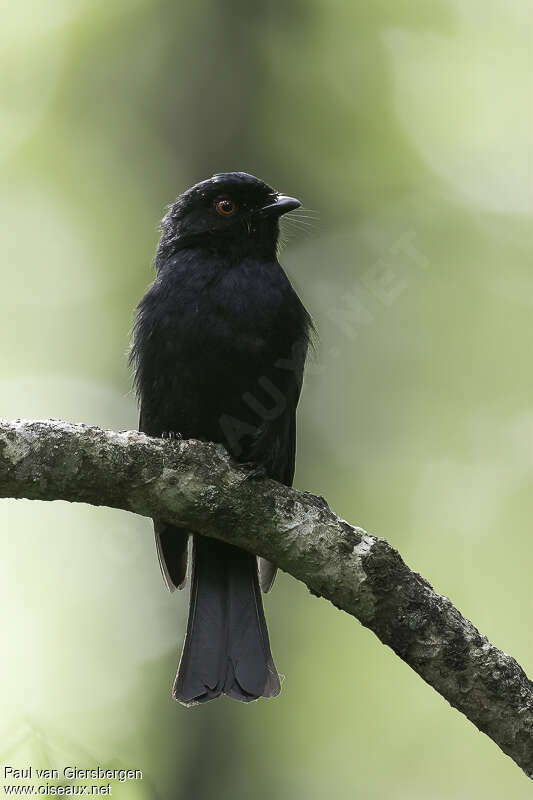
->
156;172;301;263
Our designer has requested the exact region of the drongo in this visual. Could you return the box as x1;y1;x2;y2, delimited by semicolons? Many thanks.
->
130;172;312;705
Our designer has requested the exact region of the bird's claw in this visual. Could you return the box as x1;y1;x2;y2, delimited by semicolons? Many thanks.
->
240;462;268;481
161;431;182;440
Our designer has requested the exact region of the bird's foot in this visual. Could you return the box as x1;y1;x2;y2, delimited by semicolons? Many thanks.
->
239;462;268;481
161;431;183;440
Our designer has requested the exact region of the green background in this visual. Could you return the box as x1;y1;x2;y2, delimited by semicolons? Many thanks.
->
1;0;531;797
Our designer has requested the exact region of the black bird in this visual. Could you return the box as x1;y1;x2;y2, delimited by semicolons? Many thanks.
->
130;172;312;705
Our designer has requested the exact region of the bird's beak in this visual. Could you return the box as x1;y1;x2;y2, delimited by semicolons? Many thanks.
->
260;195;301;217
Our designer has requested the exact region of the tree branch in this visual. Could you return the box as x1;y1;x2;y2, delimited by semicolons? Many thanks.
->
0;418;531;776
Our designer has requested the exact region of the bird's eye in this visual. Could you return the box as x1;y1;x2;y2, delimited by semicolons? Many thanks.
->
215;199;237;216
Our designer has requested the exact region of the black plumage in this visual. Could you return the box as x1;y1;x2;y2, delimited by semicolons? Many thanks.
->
130;172;311;705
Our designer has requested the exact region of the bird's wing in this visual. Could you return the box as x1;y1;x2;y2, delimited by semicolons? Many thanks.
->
258;406;298;592
139;407;189;591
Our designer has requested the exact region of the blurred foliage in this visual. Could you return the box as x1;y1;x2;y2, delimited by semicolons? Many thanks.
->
0;0;532;797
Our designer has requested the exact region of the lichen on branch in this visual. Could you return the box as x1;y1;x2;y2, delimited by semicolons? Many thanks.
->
0;418;532;778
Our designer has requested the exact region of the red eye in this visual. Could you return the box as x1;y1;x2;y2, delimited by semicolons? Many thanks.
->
216;199;237;216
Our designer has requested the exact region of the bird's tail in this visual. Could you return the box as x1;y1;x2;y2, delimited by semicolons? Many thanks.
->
173;535;281;705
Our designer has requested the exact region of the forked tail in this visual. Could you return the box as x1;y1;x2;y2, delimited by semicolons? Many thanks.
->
173;535;281;705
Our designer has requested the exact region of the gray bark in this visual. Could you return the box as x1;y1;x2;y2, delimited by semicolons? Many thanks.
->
0;418;532;777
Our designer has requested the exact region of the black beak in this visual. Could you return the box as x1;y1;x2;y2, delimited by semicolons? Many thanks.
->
260;195;301;217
